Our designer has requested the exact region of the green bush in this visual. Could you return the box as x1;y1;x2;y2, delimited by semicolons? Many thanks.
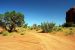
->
41;22;55;33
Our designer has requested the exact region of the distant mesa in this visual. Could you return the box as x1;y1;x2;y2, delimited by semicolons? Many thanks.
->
66;7;75;26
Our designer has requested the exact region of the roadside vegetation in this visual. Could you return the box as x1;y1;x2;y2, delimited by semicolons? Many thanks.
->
40;22;55;33
0;10;25;36
0;10;75;36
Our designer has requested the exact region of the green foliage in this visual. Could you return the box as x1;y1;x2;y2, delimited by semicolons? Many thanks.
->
0;14;6;29
0;10;25;32
40;22;55;33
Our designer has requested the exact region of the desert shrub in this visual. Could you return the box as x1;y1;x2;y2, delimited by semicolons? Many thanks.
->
20;33;24;35
27;26;32;30
0;31;3;34
52;27;57;31
30;27;33;30
69;27;73;30
40;22;55;33
0;28;4;34
20;31;25;35
57;27;63;31
53;27;59;31
0;11;25;32
0;32;2;34
52;27;63;32
59;25;62;27
32;24;37;29
35;25;41;31
35;26;40;31
30;24;40;31
65;31;74;36
23;23;28;28
2;31;9;36
36;28;39;31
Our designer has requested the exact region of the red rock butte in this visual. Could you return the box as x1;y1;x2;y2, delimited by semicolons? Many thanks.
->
66;7;75;24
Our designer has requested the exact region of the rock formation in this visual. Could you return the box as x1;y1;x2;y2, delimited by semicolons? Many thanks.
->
66;7;75;26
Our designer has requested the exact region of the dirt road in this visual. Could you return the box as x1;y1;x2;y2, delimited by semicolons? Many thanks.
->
0;31;75;50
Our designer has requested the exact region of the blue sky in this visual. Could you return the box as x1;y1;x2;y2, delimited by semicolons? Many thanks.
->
0;0;75;26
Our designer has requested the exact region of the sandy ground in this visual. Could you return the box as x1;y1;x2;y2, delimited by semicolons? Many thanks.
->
0;30;75;50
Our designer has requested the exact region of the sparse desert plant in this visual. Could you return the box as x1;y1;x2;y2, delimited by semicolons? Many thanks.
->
27;26;32;30
0;27;4;34
31;24;38;30
30;27;33;30
40;22;55;33
2;31;9;36
65;30;74;36
20;32;25;35
23;23;28;28
52;27;63;32
69;27;73;30
30;24;40;31
20;33;24;35
32;24;37;29
35;25;41;31
57;27;63;31
35;28;39;31
52;27;57;31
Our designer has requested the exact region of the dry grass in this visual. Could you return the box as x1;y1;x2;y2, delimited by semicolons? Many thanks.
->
0;27;75;50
